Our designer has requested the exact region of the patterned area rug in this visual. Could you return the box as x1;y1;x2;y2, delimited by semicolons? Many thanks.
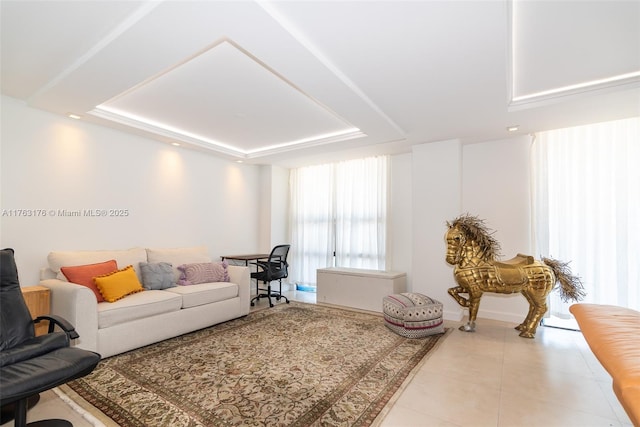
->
60;302;448;426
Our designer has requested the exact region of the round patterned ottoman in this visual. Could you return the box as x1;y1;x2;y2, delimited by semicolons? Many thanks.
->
383;293;444;338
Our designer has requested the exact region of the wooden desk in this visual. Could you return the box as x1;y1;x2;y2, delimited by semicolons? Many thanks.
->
220;254;270;296
220;254;270;265
21;285;50;336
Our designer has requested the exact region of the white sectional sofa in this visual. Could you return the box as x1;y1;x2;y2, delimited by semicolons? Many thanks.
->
39;246;250;358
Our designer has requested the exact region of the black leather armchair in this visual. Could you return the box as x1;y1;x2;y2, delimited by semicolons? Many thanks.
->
0;248;101;427
250;244;291;308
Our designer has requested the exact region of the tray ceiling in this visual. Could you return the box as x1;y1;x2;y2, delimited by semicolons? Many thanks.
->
93;38;362;157
1;0;638;167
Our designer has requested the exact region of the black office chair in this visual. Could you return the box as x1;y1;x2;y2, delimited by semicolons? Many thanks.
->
0;248;101;427
250;244;291;308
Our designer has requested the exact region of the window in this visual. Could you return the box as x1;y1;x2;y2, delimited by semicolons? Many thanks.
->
532;117;640;320
289;156;388;285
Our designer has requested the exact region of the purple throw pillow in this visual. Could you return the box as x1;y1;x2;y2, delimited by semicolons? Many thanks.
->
177;261;229;285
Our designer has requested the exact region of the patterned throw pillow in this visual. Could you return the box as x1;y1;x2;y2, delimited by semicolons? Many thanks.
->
177;261;229;286
61;260;118;302
94;265;144;302
139;262;175;290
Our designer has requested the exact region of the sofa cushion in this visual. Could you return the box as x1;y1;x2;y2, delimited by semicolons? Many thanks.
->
98;290;182;329
164;282;238;309
48;248;147;282
94;265;145;303
146;246;211;283
139;262;175;290
60;260;118;302
177;261;229;286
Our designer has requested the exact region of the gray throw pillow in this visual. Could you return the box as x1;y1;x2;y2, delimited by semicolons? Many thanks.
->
139;262;175;290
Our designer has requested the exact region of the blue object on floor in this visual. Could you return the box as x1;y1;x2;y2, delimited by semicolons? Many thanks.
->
296;283;317;293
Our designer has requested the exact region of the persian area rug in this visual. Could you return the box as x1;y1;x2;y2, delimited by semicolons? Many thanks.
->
60;302;449;427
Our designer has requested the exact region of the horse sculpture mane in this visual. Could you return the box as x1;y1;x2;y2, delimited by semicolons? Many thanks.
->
445;214;585;338
447;214;501;261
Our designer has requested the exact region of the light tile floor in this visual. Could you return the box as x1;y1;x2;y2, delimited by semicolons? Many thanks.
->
6;290;632;427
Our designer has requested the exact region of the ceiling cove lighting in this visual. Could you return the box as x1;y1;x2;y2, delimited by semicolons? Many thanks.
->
512;71;640;103
90;106;242;154
243;128;363;155
90;105;364;158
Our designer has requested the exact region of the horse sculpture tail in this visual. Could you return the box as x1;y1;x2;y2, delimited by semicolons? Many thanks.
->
542;257;586;302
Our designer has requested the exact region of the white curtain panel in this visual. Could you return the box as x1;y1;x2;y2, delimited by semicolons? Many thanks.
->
532;117;640;316
334;156;388;269
289;156;389;285
289;163;335;285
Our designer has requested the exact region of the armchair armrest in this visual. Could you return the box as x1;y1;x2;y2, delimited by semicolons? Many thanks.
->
35;314;79;339
0;332;70;367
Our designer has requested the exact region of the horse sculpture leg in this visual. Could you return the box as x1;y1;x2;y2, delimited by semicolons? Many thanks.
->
516;291;536;333
459;291;482;332
448;286;479;332
517;290;547;338
448;286;470;307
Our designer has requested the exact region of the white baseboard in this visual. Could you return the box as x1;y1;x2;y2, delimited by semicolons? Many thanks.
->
443;309;464;322
477;308;526;324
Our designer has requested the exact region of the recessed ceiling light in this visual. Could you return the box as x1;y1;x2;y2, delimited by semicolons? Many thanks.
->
507;125;519;132
171;142;180;146
236;160;244;163
67;113;82;120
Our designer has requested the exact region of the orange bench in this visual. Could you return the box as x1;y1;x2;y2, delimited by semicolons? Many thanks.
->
570;304;640;426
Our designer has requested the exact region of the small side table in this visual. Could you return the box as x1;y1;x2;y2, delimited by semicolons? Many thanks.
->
21;285;51;336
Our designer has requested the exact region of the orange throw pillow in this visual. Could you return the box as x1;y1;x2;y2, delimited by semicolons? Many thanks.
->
94;265;144;303
61;260;118;302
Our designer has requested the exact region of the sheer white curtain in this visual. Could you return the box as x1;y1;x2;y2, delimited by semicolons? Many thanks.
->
289;156;388;285
532;117;640;317
335;156;388;269
289;163;335;285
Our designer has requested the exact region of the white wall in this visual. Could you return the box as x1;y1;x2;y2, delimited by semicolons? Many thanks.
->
410;140;463;320
257;166;272;252
256;165;289;253
1;96;261;286
388;153;412;285
461;136;533;323
269;165;290;248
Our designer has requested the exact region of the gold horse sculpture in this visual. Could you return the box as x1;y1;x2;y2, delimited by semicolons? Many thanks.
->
445;214;585;338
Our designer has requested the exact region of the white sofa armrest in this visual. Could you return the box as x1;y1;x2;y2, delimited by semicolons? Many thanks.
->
227;265;250;315
39;279;100;354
